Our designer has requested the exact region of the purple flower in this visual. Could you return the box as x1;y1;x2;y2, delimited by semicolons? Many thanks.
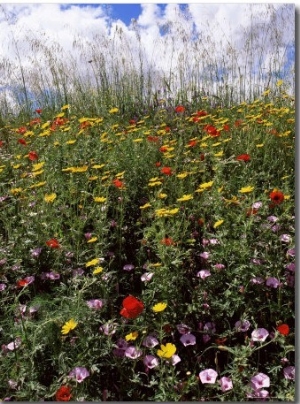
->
209;238;219;245
143;355;159;369
287;248;295;257
0;258;7;266
252;201;262;209
265;277;281;288
285;273;295;287
113;338;128;357
250;277;264;284
199;368;218;384
280;234;292;243
271;223;281;232
283;366;295;381
235;320;251;332
199;252;210;260
141;272;154;282
247;389;269;399
72;268;85;277
285;262;295;272
204;322;216;333
99;322;117;336
176;323;192;335
251;373;270;390
125;346;142;359
48;272;60;280
142;335;159;348
86;299;104;310
202;334;211;343
214;263;225;270
180;333;196;346
30;247;42;258
219;376;233;392
6;337;22;351
251;328;269;342
170;354;181;366
251;258;262;265
123;264;135;271
69;367;90;383
267;215;278;222
197;270;211;279
0;283;7;291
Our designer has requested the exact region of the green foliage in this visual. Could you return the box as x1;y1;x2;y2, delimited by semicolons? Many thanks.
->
0;86;295;401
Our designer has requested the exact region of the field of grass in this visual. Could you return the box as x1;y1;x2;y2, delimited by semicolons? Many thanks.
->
0;82;295;401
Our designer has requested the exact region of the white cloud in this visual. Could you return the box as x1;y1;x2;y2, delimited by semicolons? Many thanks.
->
0;3;295;113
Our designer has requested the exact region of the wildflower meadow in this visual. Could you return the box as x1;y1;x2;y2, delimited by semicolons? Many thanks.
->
0;3;295;402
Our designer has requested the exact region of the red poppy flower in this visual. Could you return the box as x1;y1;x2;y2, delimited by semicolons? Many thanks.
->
155;162;161;167
79;121;92;129
160;236;175;246
204;125;220;137
28;151;39;161
164;126;171;132
16;126;27;134
159;146;168;153
160;166;173;176
55;386;72;402
16;279;29;288
234;119;243;127
223;124;230;131
246;208;258;217
18;138;27;145
0;141;4;147
112;179;124;188
147;136;159;143
35;108;42;114
276;324;290;336
120;295;144;319
269;190;284;205
129;119;137;125
175;105;185;113
199;153;205;161
188;140;197;147
196;110;207;117
29;118;41;126
46;238;60;248
236;154;251;162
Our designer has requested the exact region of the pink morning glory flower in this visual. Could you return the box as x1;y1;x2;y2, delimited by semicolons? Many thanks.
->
283;366;295;380
180;333;196;346
197;270;211;279
265;277;281;288
142;335;159;348
235;319;251;332
125;346;143;359
68;367;90;383
251;328;269;342
219;376;233;392
250;373;270;390
199;368;218;384
143;355;159;369
86;299;104;309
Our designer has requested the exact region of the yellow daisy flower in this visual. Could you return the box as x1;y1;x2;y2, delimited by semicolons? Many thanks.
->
239;186;254;193
157;343;176;359
152;302;167;312
61;319;77;335
44;193;57;203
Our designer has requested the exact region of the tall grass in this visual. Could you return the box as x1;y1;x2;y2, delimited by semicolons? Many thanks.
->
0;4;295;121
